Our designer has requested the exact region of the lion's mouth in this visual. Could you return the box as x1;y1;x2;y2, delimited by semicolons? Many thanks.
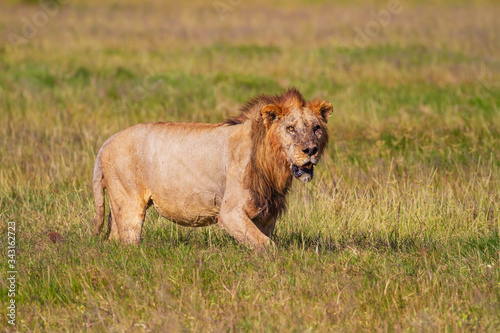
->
291;162;314;182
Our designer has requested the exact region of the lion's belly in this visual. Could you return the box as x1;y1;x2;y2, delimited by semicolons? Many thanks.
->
151;190;222;227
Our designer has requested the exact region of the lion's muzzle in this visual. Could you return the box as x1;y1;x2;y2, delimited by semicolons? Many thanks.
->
292;162;314;182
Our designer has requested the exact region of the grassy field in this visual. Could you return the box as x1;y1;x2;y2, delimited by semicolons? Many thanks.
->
1;0;499;331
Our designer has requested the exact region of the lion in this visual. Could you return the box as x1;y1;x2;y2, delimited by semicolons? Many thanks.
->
92;88;332;250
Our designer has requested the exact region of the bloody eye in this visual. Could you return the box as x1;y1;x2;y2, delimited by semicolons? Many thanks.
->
314;126;322;136
288;126;295;132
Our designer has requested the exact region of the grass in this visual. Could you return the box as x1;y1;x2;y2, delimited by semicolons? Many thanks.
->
0;0;499;331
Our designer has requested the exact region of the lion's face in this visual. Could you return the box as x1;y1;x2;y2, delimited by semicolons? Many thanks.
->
262;100;332;183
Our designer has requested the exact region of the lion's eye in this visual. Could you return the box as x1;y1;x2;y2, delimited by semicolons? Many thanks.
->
287;126;295;133
314;125;322;136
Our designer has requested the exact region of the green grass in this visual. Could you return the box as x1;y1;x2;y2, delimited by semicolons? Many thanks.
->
1;0;499;331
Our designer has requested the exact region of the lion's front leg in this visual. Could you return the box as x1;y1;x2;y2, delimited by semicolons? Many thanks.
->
218;201;272;251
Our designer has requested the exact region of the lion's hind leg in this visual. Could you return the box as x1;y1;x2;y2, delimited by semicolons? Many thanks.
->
107;186;149;245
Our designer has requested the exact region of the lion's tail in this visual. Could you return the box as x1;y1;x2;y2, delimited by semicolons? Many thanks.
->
92;147;106;236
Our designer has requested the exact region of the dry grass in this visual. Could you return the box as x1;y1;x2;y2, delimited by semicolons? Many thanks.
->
0;0;499;331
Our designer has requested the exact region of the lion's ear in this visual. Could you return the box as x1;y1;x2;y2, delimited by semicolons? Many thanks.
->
261;104;282;128
310;100;333;123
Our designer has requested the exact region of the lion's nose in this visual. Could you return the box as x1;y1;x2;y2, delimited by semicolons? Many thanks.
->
302;146;318;156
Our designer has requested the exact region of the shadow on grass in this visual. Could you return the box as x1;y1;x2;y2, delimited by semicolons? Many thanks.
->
275;230;421;253
275;229;499;255
49;223;498;257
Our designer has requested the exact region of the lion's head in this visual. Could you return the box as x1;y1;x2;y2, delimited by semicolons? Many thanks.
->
223;88;332;217
260;92;332;183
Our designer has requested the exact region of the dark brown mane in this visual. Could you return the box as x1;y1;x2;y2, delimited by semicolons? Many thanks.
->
223;88;306;126
224;88;308;219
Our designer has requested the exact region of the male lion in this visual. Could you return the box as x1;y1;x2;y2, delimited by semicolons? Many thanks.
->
93;88;332;250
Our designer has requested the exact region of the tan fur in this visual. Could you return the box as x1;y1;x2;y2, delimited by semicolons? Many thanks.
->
93;88;332;250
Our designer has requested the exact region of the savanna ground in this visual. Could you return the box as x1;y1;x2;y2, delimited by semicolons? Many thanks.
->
1;0;499;331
